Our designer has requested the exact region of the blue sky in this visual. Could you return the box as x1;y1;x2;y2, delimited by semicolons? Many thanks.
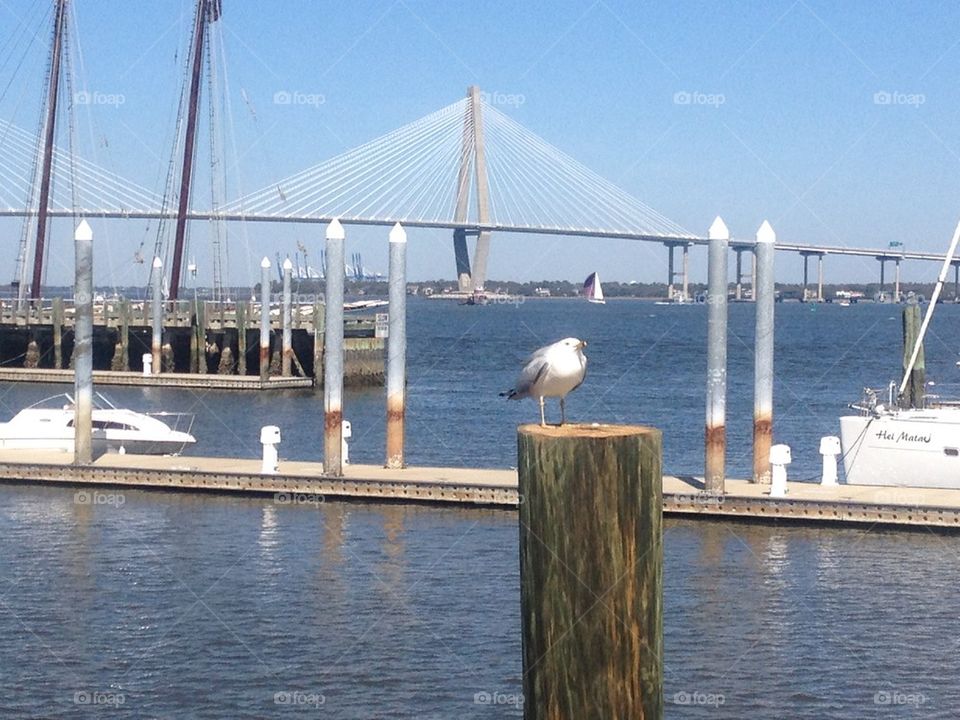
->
2;0;960;288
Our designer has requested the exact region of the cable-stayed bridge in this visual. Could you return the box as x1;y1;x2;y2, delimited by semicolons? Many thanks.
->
0;86;954;302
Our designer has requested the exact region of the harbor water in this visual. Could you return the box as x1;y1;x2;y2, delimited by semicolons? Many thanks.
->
1;298;959;717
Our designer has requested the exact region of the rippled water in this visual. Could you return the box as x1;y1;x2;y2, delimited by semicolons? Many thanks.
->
1;299;959;717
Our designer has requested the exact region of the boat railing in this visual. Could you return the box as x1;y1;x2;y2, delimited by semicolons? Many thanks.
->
147;411;196;437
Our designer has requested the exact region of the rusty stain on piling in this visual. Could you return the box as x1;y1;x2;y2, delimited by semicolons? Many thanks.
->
324;409;343;432
705;424;725;494
386;394;405;468
753;416;772;484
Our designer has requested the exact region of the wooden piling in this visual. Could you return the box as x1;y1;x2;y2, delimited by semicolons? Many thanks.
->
119;299;130;371
517;423;663;720
236;301;247;376
901;297;925;408
52;296;63;369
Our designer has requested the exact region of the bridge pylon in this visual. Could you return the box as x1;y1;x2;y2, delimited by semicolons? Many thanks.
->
453;86;492;292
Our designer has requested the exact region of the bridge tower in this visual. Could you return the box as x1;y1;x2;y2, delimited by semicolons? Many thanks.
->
452;86;492;292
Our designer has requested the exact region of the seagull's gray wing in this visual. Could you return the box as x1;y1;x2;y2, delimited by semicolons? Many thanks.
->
503;356;550;400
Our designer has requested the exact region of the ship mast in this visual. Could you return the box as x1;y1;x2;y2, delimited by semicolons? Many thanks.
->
169;0;221;301
29;0;68;300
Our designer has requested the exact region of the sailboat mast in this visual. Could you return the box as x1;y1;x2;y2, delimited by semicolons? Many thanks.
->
169;0;218;301
30;0;68;300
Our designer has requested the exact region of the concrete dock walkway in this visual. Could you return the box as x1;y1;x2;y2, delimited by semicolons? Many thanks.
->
0;450;958;528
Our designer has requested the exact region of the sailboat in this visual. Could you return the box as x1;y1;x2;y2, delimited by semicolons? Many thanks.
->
582;272;605;304
838;218;960;488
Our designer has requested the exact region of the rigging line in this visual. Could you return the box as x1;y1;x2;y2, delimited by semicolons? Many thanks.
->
262;104;463;216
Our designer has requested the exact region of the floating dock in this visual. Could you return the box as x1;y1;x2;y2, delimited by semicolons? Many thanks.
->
1;451;959;529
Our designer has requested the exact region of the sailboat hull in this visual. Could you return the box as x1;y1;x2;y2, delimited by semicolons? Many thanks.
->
840;410;960;487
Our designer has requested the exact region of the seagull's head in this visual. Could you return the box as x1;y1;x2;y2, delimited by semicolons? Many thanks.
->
560;337;587;352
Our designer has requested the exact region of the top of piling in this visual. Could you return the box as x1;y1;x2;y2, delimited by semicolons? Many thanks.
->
389;222;407;244
326;218;345;240
708;216;729;240
756;220;775;244
74;219;93;241
518;423;658;439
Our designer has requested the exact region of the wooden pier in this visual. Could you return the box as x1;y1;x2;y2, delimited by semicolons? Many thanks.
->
0;297;384;388
1;450;959;529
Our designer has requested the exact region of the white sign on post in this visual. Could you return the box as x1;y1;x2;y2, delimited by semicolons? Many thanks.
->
375;312;389;338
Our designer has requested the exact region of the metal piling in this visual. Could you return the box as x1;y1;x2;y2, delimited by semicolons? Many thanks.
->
705;217;729;494
282;258;293;377
151;256;163;374
324;219;346;475
386;223;407;469
73;220;94;465
753;221;775;484
260;257;271;383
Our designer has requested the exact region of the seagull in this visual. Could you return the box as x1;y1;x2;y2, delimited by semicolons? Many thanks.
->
501;338;588;426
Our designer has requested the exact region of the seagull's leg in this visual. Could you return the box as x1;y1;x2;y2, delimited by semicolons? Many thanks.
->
539;396;546;427
560;397;566;425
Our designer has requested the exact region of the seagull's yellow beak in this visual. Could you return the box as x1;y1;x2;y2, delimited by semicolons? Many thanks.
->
578;340;588;350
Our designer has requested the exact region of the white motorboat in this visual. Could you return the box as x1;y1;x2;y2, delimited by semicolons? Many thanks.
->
0;394;196;455
838;219;960;487
840;387;960;487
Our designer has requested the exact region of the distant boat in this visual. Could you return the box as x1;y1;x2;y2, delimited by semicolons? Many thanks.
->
582;272;605;304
